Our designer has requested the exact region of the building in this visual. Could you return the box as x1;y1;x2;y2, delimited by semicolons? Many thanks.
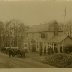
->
25;20;65;52
48;35;72;53
24;20;72;54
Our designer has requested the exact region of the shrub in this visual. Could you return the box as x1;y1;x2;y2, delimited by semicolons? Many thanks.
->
44;53;72;68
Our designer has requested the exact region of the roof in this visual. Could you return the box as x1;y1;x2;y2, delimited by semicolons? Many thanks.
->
26;20;63;33
26;23;49;33
49;34;72;43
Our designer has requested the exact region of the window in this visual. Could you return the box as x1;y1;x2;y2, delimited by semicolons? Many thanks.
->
41;32;46;38
60;46;62;53
25;44;27;47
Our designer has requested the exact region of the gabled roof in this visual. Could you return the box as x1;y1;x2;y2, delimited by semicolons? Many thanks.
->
26;20;63;33
49;34;72;43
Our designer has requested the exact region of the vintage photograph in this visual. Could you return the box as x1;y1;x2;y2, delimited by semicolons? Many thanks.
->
0;0;72;68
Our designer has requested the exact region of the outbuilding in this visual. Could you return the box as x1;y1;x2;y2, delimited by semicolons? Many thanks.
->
48;35;72;53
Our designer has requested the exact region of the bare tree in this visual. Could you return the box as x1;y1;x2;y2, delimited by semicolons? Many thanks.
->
4;19;29;49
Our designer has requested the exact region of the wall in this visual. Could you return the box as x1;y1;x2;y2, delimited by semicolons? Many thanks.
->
60;37;72;47
25;31;64;53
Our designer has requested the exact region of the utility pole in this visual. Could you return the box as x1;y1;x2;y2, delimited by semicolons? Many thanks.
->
64;7;66;25
64;7;72;37
64;7;69;36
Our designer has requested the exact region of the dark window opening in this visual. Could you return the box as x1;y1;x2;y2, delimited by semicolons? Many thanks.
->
60;46;62;53
41;32;46;38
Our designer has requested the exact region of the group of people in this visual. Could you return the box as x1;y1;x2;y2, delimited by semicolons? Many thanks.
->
0;47;26;58
8;48;26;58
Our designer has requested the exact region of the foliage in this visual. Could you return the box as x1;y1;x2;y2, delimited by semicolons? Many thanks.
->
0;19;29;48
44;53;72;68
0;21;5;48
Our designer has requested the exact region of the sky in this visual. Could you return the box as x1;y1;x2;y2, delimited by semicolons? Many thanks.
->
0;1;72;26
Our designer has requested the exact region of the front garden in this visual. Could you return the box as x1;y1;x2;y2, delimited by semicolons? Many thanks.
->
43;53;72;68
42;45;72;68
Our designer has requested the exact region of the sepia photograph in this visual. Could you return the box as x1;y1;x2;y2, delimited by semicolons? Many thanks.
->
0;0;72;68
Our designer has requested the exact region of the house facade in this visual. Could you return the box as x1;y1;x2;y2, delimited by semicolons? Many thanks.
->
24;21;72;53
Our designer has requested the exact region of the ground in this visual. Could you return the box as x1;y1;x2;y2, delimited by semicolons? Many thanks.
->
0;52;54;68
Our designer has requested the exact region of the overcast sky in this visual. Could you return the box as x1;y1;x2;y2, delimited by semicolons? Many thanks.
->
0;1;72;26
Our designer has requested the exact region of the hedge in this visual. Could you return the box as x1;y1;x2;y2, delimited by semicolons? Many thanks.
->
44;53;72;68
